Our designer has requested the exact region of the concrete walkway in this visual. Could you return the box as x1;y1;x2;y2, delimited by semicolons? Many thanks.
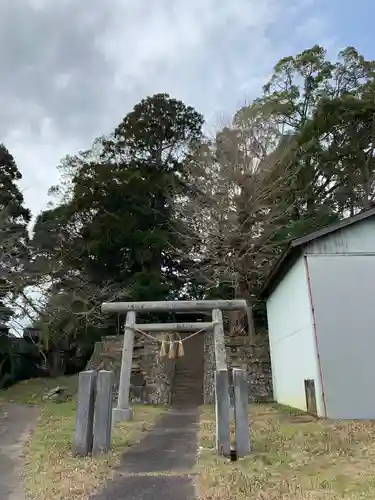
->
0;403;39;500
91;408;199;500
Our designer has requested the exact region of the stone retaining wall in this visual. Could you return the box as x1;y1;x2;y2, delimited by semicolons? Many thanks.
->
87;328;273;405
85;332;173;405
203;330;273;404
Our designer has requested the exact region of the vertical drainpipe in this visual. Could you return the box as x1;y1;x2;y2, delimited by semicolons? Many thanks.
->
304;255;328;418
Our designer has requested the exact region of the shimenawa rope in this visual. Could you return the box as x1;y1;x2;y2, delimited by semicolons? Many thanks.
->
132;322;219;359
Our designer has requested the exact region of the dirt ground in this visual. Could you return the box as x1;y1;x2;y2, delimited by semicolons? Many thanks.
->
0;403;38;500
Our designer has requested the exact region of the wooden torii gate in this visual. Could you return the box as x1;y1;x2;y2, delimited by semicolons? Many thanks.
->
101;299;250;457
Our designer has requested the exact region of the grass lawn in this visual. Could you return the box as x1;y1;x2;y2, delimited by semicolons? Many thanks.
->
0;375;165;500
198;404;375;500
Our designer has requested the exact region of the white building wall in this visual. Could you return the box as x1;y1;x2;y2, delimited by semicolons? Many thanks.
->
307;254;375;419
266;256;324;415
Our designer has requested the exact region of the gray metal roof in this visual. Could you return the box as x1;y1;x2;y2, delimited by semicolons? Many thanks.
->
261;206;375;299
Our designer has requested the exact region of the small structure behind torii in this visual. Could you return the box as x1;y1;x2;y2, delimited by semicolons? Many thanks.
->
101;299;251;457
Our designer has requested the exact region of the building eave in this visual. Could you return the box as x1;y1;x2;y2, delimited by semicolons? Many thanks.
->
260;207;375;300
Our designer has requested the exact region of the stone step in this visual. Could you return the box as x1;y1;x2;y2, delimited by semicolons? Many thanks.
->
173;382;202;386
174;386;202;390
172;392;202;397
174;367;202;372
173;388;202;393
169;330;204;406
173;386;201;390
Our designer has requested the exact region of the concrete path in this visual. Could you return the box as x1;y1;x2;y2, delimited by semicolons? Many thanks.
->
91;408;199;500
0;403;39;500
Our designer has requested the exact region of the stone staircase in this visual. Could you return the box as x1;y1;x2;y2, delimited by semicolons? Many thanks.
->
171;332;205;407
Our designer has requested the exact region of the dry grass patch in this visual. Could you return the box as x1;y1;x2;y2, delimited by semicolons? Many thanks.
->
1;376;165;500
197;404;375;500
0;374;79;405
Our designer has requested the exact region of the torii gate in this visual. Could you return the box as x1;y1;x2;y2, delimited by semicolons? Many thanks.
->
101;299;250;457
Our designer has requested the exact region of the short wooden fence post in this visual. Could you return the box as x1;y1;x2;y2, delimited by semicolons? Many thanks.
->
233;368;251;457
73;370;97;456
93;370;113;455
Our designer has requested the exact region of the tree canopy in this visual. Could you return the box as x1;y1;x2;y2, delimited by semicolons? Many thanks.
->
2;46;375;375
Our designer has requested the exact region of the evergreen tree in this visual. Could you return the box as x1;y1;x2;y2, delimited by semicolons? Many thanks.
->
0;144;30;327
26;94;204;372
70;93;204;302
258;45;375;222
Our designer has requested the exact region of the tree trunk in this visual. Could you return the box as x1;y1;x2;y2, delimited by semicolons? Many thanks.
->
47;344;65;378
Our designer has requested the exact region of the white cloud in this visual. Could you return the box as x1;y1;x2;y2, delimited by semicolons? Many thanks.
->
7;124;80;214
1;0;333;217
54;73;73;90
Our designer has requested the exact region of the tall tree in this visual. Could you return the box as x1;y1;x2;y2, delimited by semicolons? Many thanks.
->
69;93;204;302
0;144;30;328
258;45;375;221
179;104;291;308
181;46;375;330
26;93;204;372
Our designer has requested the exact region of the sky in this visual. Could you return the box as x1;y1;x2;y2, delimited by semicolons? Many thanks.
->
1;0;375;218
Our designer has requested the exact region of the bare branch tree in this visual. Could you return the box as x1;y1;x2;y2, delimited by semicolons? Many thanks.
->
174;104;298;332
0;203;130;375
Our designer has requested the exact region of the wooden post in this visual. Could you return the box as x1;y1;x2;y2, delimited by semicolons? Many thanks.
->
93;370;113;454
212;309;231;456
215;369;231;457
73;370;97;456
246;305;255;336
233;368;251;457
113;311;135;423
